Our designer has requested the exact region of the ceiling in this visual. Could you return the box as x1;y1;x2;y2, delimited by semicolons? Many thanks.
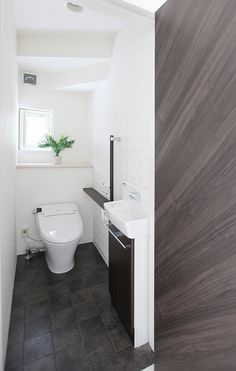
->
59;80;108;92
13;0;122;32
14;0;166;91
110;0;167;13
18;57;109;74
13;0;167;33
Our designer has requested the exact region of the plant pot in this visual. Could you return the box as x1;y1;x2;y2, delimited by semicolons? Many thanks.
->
53;155;62;165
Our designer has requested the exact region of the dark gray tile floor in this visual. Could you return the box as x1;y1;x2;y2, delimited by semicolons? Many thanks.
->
5;243;154;371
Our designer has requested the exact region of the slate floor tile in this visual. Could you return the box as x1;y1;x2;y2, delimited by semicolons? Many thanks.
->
25;300;50;320
25;253;46;268
94;270;109;285
79;315;107;341
26;268;47;283
26;277;47;292
74;301;98;322
52;325;84;352
68;275;89;291
10;307;24;328
49;292;72;312
13;281;26;297
94;293;112;312
25;288;48;305
6;244;154;371
46;272;68;286
83;332;115;359
85;272;107;288
24;355;56;371
25;314;51;339
12;292;25;310
91;283;109;303
5;342;24;370
108;324;132;352
88;353;123;371
71;288;93;306
8;322;24;346
51;306;76;330
76;258;103;274
24;333;53;364
14;269;26;283
100;307;121;331
118;344;154;371
55;346;89;371
47;281;70;296
16;256;26;270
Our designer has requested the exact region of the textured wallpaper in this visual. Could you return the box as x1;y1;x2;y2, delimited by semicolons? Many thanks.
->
91;18;155;263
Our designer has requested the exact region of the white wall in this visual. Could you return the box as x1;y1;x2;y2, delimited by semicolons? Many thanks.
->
91;21;154;196
90;19;155;348
16;79;94;255
18;81;92;164
0;0;17;367
17;32;115;59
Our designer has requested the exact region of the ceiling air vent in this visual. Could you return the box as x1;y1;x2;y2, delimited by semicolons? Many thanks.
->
23;72;37;86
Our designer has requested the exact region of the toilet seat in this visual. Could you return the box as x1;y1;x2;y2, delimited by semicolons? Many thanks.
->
40;229;82;244
38;218;83;244
37;207;83;244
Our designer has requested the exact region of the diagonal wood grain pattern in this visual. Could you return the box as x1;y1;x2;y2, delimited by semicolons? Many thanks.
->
155;1;236;369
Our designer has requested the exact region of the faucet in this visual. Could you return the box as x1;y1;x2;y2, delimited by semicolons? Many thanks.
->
129;192;141;201
25;247;46;260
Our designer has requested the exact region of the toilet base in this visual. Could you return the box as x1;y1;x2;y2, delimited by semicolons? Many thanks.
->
44;239;79;274
46;254;75;274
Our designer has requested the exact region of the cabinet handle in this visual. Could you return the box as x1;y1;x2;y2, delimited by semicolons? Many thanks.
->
104;221;127;249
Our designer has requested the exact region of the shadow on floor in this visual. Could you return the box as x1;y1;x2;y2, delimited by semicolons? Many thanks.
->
5;242;154;371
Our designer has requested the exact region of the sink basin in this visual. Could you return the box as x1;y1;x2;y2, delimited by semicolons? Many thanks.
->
104;200;148;239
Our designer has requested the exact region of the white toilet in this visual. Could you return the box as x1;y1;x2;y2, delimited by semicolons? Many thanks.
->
36;203;83;274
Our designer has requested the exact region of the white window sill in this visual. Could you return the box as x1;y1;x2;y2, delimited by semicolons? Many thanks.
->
16;163;93;169
18;149;51;152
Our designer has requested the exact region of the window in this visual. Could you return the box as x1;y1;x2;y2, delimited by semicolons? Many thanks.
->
19;108;53;150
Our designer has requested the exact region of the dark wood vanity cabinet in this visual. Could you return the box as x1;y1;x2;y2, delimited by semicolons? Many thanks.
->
108;224;134;343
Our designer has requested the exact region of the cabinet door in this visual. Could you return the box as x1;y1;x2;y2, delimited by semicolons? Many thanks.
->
109;225;134;342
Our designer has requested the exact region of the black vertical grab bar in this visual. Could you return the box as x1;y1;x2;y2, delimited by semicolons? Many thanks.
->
109;135;121;202
110;135;114;201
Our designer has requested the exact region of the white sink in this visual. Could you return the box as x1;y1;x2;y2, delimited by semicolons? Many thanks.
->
104;200;148;239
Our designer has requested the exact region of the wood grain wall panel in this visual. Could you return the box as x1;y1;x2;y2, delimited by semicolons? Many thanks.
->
155;1;236;369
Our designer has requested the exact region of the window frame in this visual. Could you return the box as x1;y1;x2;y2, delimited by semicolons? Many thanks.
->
18;108;53;151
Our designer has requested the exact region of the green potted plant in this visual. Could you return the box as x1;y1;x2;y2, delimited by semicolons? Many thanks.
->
38;134;75;165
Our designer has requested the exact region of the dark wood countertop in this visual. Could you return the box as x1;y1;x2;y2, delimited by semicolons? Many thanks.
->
83;188;109;209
